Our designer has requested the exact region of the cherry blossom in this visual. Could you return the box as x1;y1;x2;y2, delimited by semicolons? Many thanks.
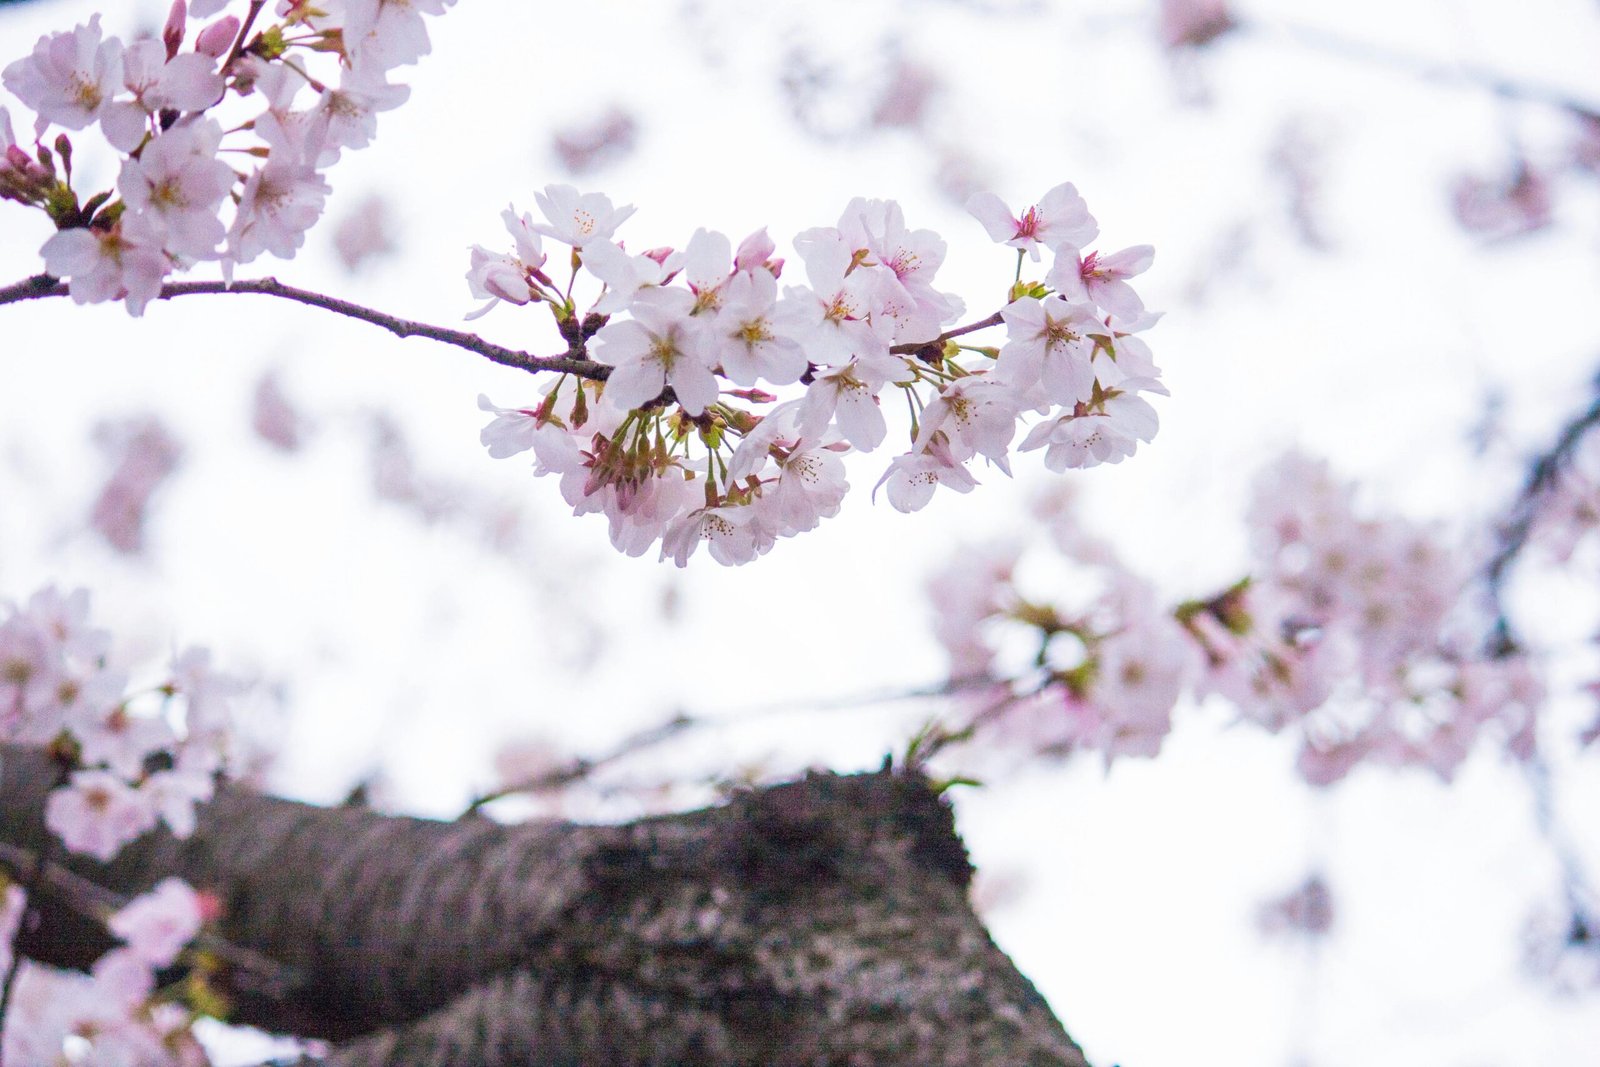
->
591;287;719;415
533;183;637;249
44;769;158;862
227;158;332;268
966;182;1099;261
1046;244;1156;321
994;295;1102;405
1019;386;1164;471
40;211;169;316
100;38;224;152
1;15;123;136
874;440;980;513
116;117;234;259
108;878;204;968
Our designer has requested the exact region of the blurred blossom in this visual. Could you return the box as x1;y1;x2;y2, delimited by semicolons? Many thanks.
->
1571;112;1600;175
1451;160;1553;241
90;416;182;554
1159;0;1236;49
870;57;940;130
1257;873;1335;938
251;369;307;453
331;192;397;272
552;107;638;175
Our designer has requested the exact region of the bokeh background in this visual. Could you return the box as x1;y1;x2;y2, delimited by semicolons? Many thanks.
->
3;0;1600;1062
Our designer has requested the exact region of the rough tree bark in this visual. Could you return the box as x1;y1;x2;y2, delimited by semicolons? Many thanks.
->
0;745;1089;1067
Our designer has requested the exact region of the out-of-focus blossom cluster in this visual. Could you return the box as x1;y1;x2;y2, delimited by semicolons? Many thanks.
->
0;587;237;1061
552;107;639;176
1159;0;1237;49
1257;872;1335;939
928;454;1543;783
90;414;183;554
0;585;242;858
1451;160;1553;242
1;0;456;314
476;182;1164;566
0;876;214;1065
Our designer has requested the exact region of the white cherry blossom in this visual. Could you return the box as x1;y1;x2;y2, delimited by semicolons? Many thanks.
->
533;183;636;249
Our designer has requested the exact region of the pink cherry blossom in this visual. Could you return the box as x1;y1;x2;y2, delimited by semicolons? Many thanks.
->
45;769;158;861
116;118;234;258
1046;244;1155;321
995;295;1102;405
966;183;1099;261
591;287;719;415
226;158;331;269
40;212;170;317
100;38;224;151
1018;388;1162;470
874;440;979;513
2;15;124;136
704;268;813;387
109;878;203;968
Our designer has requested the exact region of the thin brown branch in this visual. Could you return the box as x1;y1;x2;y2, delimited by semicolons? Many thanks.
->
462;713;696;815
0;274;610;381
890;310;1005;356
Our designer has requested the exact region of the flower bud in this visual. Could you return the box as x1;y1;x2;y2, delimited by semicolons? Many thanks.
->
196;15;240;58
164;0;188;59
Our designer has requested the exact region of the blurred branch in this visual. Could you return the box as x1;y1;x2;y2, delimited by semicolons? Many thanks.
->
0;274;609;381
1237;18;1600;120
1484;374;1600;652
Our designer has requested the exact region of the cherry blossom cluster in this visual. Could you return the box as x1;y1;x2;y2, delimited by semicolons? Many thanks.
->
0;586;240;1060
1;0;455;314
0;876;213;1065
929;455;1543;783
0;586;243;859
476;182;1164;565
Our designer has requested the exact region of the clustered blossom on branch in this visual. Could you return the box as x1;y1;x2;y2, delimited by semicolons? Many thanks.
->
930;454;1543;784
2;7;1167;570
0;586;239;1061
1;0;455;314
474;182;1164;565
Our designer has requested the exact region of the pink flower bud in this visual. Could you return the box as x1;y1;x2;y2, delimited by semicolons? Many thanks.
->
164;0;188;60
196;15;239;58
734;227;775;270
642;246;676;266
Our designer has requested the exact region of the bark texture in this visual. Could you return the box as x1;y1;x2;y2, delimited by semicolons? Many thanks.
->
0;746;1089;1067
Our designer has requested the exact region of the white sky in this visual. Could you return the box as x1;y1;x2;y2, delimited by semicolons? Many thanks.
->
3;0;1600;1063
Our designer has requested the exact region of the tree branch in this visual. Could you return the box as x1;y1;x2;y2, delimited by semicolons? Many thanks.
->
0;274;611;381
1236;17;1600;120
0;744;1089;1067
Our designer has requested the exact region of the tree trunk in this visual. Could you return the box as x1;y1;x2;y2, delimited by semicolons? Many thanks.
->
0;746;1089;1067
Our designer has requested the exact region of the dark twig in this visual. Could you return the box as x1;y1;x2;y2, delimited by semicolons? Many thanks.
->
0;274;611;381
891;311;1006;356
462;713;697;816
0;833;51;1067
1483;376;1600;653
